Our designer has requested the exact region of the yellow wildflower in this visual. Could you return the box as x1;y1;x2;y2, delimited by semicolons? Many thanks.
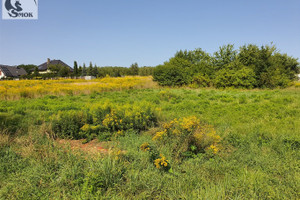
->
207;144;219;154
140;142;151;152
154;154;169;169
152;130;166;141
180;116;200;131
117;130;124;136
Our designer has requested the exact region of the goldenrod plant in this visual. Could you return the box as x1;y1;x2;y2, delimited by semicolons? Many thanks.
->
153;116;221;159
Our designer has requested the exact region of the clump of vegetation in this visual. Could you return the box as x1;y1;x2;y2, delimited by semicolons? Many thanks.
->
153;154;170;171
153;116;221;159
0;112;24;135
51;103;158;140
140;142;171;171
51;111;87;139
153;44;299;88
100;104;157;132
81;158;126;195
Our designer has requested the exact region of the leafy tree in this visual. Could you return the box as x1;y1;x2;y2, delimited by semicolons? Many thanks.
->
271;53;299;81
238;44;299;88
175;48;213;77
213;44;237;71
153;57;193;86
138;67;154;76
33;67;39;77
192;73;211;87
48;64;61;73
58;66;70;77
48;64;71;77
129;63;139;75
18;64;37;74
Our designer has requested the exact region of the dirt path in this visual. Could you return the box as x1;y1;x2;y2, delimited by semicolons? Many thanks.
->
56;139;110;155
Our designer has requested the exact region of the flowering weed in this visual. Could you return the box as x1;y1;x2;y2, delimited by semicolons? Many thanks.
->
153;116;221;158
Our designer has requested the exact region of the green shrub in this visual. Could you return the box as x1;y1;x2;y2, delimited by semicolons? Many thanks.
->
191;73;211;87
214;67;257;89
213;69;236;88
232;67;257;88
153;58;193;86
154;44;299;88
260;69;291;88
51;111;86;139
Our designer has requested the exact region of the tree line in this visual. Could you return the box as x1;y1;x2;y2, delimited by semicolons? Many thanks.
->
17;63;154;79
153;44;299;88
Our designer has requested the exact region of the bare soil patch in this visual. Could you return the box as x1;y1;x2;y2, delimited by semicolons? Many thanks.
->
56;139;110;155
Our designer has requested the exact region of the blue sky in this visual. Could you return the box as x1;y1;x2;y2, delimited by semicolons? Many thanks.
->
0;0;299;67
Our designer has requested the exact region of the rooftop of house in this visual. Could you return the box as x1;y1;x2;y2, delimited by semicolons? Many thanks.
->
0;65;27;77
38;59;73;71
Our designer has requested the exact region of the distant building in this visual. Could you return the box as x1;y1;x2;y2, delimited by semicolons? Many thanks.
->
83;76;96;80
38;58;73;74
0;65;27;79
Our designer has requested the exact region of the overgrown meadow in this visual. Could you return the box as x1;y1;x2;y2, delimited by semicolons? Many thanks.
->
0;77;299;199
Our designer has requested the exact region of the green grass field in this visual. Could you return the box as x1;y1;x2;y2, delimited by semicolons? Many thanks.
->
0;86;299;199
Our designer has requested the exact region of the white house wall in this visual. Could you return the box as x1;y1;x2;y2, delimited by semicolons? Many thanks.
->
0;70;6;79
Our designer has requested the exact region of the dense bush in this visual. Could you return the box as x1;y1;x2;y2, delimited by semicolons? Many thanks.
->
51;111;86;139
153;60;192;86
213;69;236;88
214;67;257;88
153;44;299;88
191;73;212;87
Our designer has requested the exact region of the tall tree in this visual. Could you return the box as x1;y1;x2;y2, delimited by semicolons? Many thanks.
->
33;67;39;77
213;44;237;70
129;62;139;75
92;64;98;77
87;62;93;76
78;66;82;76
82;63;87;76
74;61;78;76
58;66;70;77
